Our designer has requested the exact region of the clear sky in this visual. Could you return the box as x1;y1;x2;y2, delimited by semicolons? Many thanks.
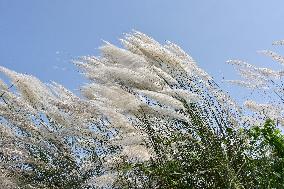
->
1;0;284;99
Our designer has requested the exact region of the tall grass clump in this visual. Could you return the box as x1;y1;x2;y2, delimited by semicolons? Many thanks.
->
0;31;283;188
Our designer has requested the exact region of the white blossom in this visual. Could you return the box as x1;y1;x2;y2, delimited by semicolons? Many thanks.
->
121;145;152;162
88;172;117;188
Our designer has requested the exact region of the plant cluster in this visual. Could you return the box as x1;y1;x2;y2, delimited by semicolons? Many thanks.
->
0;31;283;188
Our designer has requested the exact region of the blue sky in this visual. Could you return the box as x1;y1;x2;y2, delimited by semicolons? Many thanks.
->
1;0;284;99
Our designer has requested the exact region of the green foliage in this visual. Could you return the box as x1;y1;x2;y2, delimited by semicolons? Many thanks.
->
245;119;284;188
248;119;284;157
118;119;284;189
